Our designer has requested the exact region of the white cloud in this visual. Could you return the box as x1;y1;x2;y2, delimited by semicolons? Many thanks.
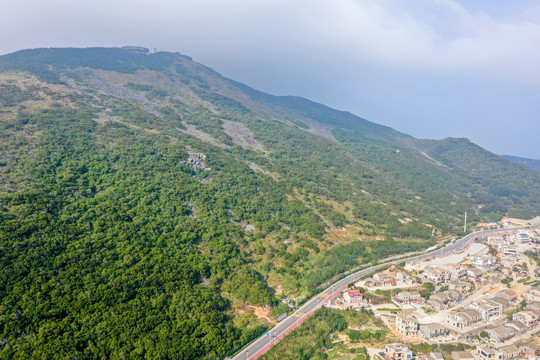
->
285;0;540;82
3;0;540;83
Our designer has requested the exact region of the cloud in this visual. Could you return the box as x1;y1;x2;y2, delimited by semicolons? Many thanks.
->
3;0;540;84
131;0;539;86
288;0;540;82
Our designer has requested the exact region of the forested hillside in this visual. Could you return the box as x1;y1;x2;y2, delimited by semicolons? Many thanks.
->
502;155;540;172
0;47;538;359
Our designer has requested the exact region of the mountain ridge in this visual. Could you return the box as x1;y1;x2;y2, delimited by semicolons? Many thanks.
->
502;154;540;171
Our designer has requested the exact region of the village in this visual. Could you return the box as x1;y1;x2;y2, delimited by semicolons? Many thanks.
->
328;218;540;360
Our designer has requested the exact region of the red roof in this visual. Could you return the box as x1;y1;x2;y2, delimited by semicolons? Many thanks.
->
347;290;363;297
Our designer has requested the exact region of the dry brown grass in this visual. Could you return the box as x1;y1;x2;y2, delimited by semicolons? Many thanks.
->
0;73;81;114
144;128;160;134
326;225;363;245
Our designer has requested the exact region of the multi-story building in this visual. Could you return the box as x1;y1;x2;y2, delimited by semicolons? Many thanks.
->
512;310;540;328
518;342;539;357
343;290;363;305
524;289;540;302
492;289;517;302
445;264;468;280
418;323;448;340
428;293;451;310
446;309;482;329
451;351;476;360
517;233;530;244
490;296;510;311
395;311;419;337
504;321;528;335
427;352;444;360
395;291;421;304
386;343;413;360
526;301;540;312
469;300;503;322
423;268;450;285
472;255;497;266
476;346;503;360
467;268;485;280
502;246;518;256
449;280;472;294
499;345;521;360
486;326;516;343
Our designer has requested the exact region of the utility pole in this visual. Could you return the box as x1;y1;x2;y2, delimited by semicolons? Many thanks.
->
464;211;467;233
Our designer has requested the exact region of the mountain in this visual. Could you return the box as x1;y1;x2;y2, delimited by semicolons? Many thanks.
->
1;47;539;359
502;155;540;172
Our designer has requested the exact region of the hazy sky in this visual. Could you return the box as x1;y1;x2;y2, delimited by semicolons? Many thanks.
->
2;0;540;158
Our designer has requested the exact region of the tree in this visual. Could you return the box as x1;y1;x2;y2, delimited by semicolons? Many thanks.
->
420;282;434;299
423;282;434;292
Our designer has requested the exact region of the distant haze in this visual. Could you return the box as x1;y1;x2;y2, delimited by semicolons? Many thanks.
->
2;0;540;158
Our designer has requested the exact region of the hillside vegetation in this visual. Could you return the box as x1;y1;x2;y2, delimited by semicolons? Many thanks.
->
502;155;540;172
0;47;539;359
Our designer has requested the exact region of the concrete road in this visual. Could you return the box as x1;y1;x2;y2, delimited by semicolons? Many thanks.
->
231;227;532;360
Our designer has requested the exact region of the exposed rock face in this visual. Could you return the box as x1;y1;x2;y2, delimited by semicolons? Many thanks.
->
222;120;265;153
246;162;278;181
304;119;337;142
180;151;211;171
60;75;86;91
185;201;199;219
94;111;123;125
93;78;164;118
177;121;229;148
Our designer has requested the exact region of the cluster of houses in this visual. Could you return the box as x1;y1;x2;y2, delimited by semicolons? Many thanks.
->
367;228;540;360
454;344;539;360
385;265;475;310
365;267;415;288
469;289;517;321
427;288;465;310
446;298;540;345
395;311;449;341
332;228;540;360
384;342;540;360
390;276;540;350
486;233;532;249
443;291;540;344
486;232;540;274
422;263;493;287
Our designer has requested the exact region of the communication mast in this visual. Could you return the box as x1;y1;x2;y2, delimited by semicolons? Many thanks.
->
464;211;467;233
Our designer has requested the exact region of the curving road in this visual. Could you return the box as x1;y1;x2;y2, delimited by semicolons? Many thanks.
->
232;227;533;360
